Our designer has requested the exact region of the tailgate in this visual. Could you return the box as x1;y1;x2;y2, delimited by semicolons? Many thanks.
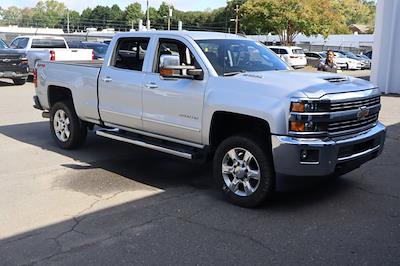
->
52;49;93;61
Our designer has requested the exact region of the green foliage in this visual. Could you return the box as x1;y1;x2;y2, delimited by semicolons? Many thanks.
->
0;0;376;34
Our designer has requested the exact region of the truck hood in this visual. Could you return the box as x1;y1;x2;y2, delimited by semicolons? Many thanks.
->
230;70;374;99
0;49;26;56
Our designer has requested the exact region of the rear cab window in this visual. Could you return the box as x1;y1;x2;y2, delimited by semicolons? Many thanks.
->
31;38;67;49
112;37;150;71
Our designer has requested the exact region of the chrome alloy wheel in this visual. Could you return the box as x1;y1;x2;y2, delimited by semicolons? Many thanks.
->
222;148;261;197
53;109;71;142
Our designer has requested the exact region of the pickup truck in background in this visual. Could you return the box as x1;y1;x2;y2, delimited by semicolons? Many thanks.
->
9;35;93;72
0;38;29;85
33;31;386;207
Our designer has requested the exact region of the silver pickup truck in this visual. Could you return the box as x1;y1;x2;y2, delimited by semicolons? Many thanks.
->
33;31;386;207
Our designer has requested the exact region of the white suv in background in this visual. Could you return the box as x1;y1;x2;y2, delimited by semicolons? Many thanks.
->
268;46;307;69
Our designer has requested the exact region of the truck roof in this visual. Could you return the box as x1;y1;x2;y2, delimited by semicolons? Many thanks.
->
114;31;247;41
16;35;65;40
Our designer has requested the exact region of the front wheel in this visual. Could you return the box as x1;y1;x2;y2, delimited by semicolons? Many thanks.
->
213;135;275;208
50;101;87;149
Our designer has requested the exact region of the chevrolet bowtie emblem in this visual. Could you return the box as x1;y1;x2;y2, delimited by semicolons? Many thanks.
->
357;106;369;119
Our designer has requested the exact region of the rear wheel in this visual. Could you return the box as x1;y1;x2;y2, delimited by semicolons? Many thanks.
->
213;135;275;208
13;78;26;85
50;101;87;149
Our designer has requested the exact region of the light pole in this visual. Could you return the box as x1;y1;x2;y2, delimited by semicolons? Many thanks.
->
146;0;150;30
234;4;239;34
168;6;172;30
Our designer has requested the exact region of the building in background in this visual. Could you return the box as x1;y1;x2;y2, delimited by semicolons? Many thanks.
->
371;0;400;94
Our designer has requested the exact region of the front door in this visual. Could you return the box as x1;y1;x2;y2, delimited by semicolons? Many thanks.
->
98;37;150;130
142;37;207;143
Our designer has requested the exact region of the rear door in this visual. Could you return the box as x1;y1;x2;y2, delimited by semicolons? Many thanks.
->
98;37;151;130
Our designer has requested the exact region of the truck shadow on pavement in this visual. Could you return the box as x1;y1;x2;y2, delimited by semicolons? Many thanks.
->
0;121;399;264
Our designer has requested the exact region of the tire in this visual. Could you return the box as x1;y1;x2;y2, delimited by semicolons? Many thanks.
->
13;78;26;85
213;135;275;208
50;101;87;149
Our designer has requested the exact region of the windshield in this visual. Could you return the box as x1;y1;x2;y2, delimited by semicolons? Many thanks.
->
0;39;8;49
196;39;289;76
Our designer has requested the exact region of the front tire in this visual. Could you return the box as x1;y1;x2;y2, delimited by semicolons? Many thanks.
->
50;101;87;149
213;135;275;208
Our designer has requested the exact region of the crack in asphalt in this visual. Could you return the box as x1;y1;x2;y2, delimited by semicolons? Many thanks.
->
355;186;400;200
172;214;277;254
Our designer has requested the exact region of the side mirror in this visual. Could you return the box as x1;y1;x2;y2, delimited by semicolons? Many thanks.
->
159;54;204;80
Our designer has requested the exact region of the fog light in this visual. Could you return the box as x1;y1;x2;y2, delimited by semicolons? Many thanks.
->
300;149;319;163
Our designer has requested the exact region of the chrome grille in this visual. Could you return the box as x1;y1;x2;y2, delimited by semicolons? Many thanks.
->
330;95;380;112
327;113;379;136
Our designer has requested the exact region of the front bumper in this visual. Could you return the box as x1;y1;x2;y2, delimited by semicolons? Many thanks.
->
271;122;386;176
0;71;29;79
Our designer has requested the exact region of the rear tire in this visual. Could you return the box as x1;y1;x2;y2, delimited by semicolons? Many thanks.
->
50;101;87;149
13;78;26;85
213;135;275;208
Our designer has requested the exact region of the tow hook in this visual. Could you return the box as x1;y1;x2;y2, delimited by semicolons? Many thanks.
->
42;111;50;118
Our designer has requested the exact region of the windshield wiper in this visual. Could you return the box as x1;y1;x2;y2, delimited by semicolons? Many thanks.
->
223;70;246;76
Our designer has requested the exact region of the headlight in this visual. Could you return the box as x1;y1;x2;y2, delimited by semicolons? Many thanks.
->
290;100;329;113
289;121;317;132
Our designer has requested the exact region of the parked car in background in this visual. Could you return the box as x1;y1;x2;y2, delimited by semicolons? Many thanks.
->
304;52;324;67
320;51;361;70
268;46;307;69
356;54;372;69
68;41;109;60
0;39;29;85
333;50;366;69
9;36;93;72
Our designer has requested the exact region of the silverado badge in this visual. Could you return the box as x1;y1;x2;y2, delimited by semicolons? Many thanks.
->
357;106;369;120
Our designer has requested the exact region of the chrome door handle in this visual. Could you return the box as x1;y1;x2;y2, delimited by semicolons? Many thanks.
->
102;77;112;82
145;82;158;89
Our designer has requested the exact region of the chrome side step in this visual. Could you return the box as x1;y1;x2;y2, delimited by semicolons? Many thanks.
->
96;130;193;159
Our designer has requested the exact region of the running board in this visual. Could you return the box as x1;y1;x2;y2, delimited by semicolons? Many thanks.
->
96;129;195;159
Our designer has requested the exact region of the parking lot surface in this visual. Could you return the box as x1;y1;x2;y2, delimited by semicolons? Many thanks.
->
0;79;399;265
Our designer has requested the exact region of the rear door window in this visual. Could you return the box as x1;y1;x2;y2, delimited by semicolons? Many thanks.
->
113;37;150;71
31;39;67;48
280;49;288;54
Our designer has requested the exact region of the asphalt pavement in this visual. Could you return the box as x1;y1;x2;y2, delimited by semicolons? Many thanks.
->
0;78;399;265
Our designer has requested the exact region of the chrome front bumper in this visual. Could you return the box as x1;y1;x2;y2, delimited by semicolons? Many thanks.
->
271;122;386;176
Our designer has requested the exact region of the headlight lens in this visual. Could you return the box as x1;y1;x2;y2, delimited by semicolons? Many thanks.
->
290;100;329;113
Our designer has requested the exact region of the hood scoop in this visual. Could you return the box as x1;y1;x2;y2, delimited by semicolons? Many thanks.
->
323;76;349;83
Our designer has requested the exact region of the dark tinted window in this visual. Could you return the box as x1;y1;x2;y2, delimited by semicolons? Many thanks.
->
31;39;66;48
197;40;288;76
280;49;288;54
270;48;280;54
113;38;149;71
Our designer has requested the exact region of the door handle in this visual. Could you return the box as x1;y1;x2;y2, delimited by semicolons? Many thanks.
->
102;77;112;82
145;82;158;89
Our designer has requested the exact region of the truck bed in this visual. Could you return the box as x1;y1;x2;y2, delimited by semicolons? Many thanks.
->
45;60;104;68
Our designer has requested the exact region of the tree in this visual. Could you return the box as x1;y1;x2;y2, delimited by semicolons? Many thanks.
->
124;3;143;27
1;6;23;24
241;0;347;44
33;0;67;27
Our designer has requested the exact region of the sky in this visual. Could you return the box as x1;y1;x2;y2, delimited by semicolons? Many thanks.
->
0;0;228;12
